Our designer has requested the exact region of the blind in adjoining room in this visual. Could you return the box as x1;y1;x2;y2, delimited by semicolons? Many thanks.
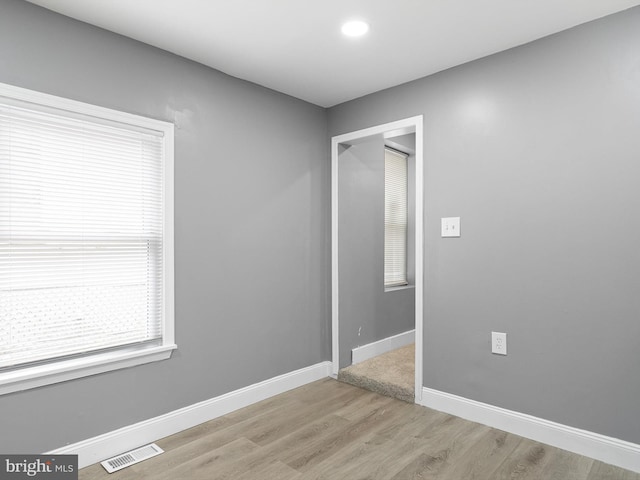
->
384;147;408;287
0;101;165;369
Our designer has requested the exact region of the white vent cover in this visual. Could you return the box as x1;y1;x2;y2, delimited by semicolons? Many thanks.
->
101;443;164;473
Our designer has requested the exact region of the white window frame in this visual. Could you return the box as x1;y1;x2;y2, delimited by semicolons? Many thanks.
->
0;82;175;395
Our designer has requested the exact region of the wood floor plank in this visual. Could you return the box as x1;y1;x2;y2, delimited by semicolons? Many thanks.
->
435;427;524;480
304;404;478;479
156;383;362;461
157;378;353;453
372;404;450;441
234;459;302;480
78;379;640;480
387;422;491;480
255;413;349;461
247;386;372;446
490;438;558;480
538;447;594;480
380;415;487;479
150;386;305;454
588;461;640;480
147;437;260;480
284;395;405;472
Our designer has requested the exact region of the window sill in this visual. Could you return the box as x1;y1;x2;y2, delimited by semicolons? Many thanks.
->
0;344;177;396
384;284;415;293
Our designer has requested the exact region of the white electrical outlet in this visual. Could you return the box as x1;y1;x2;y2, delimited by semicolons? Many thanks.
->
491;332;507;355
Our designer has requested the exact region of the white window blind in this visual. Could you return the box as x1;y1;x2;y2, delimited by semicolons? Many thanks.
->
384;148;408;287
0;98;167;370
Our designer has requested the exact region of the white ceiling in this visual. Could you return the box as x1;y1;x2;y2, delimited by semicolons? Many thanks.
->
25;0;640;107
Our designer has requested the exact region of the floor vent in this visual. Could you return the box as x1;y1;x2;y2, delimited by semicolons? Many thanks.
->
101;443;164;473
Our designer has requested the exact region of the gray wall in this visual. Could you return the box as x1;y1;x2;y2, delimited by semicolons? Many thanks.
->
338;140;415;368
0;0;329;453
329;6;640;443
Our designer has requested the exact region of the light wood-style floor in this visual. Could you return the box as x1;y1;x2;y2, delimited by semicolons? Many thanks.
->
79;378;639;480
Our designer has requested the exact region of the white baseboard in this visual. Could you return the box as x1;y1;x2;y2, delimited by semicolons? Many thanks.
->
351;329;414;365
48;361;332;469
420;387;640;473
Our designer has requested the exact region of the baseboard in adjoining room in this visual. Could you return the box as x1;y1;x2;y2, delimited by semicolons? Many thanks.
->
48;361;332;469
419;387;640;474
351;329;415;365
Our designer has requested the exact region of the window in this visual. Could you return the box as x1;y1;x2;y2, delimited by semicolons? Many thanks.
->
384;147;408;287
0;83;175;394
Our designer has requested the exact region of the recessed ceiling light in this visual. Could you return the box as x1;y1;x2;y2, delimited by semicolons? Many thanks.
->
341;20;369;37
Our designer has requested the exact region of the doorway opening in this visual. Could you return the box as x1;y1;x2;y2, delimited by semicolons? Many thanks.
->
331;116;424;403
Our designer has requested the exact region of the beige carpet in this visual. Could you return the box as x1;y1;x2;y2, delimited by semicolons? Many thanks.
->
337;343;414;403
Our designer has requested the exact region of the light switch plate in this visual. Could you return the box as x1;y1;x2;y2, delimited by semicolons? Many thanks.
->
441;217;460;237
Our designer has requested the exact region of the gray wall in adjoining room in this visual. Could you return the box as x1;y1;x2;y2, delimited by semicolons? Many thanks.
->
0;0;329;453
329;6;640;444
338;140;415;368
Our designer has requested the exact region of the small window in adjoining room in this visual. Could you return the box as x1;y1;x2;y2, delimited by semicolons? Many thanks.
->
0;82;175;395
384;147;408;288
